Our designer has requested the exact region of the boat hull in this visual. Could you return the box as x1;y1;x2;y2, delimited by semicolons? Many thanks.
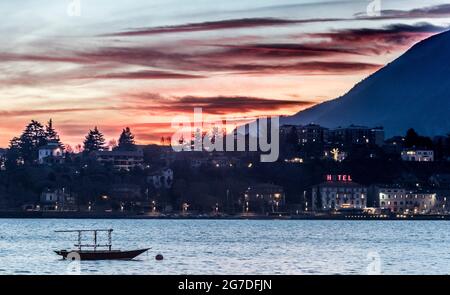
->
55;248;150;260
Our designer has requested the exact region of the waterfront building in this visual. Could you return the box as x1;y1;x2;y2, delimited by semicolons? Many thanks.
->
243;183;285;213
40;188;75;211
377;187;437;214
111;184;142;201
401;149;434;162
92;150;144;170
311;175;367;211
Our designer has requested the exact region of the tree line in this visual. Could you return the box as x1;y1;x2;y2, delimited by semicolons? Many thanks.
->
6;119;137;168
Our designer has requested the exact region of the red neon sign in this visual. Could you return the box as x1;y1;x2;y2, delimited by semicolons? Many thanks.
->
326;175;352;182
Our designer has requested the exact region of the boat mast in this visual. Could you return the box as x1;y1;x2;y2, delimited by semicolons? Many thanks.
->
78;231;81;250
55;229;113;251
108;229;112;251
94;231;97;251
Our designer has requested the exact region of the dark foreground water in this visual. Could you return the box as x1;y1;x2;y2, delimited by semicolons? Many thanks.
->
0;219;449;275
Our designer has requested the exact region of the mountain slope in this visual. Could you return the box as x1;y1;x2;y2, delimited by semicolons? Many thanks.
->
282;30;450;137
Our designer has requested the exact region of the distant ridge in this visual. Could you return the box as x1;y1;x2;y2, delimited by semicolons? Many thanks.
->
282;30;450;137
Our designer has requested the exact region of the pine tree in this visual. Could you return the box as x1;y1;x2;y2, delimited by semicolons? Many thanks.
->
45;119;64;148
116;127;136;151
19;120;47;163
83;126;106;154
6;137;22;169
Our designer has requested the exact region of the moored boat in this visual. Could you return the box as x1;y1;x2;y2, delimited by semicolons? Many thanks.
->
54;229;149;261
55;248;150;260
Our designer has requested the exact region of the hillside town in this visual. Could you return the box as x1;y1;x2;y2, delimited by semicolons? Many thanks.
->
1;119;450;219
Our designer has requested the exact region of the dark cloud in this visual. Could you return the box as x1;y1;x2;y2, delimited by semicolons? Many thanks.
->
102;4;450;38
208;43;361;58
1;20;447;88
95;70;206;80
356;3;450;19
307;23;449;55
215;61;380;75
125;94;313;115
102;17;340;37
0;53;88;64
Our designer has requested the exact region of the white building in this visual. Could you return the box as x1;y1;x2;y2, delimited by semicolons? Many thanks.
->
93;150;144;170
40;188;75;211
401;150;434;162
378;187;437;214
312;176;367;211
148;168;174;189
38;141;64;164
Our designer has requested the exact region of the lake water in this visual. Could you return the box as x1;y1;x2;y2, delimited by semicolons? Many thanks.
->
0;219;449;275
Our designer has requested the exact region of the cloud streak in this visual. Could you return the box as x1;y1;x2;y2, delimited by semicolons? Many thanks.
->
102;4;450;38
102;18;340;37
305;23;449;56
94;70;206;80
124;94;312;115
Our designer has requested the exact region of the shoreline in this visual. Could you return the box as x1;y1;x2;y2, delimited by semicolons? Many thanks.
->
0;211;449;220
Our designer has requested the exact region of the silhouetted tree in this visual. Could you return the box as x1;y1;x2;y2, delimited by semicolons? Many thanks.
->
116;127;136;151
19;120;47;163
404;128;433;149
83;127;106;154
5;137;21;169
45;119;63;148
405;129;419;147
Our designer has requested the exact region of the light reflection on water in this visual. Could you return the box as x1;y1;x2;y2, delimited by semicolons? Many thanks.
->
0;219;449;275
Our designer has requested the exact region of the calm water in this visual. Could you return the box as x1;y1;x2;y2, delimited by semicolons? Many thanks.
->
0;219;449;275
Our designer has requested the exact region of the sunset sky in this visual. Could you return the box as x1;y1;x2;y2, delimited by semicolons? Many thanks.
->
1;0;450;147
